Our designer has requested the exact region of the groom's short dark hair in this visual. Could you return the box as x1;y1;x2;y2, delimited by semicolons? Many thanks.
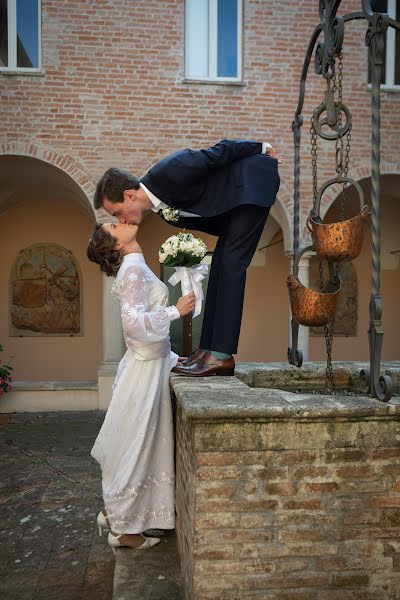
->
94;168;140;209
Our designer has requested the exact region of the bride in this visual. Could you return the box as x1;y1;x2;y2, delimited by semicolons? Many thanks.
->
87;222;195;552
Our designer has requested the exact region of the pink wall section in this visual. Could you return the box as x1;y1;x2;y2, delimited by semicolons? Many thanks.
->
0;197;102;381
238;240;290;362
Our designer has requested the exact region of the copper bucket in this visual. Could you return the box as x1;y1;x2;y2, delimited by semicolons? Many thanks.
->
287;274;340;327
309;177;370;262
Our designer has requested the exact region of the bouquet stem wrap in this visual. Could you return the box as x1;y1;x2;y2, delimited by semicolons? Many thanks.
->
168;264;208;318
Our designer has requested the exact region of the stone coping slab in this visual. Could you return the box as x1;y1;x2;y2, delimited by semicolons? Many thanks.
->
235;360;400;392
171;368;400;422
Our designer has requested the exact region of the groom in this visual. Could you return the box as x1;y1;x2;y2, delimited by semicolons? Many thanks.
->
94;139;280;377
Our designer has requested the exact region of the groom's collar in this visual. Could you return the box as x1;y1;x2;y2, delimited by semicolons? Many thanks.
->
140;182;164;213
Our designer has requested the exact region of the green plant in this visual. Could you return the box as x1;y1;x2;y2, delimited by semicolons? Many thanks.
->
0;345;13;396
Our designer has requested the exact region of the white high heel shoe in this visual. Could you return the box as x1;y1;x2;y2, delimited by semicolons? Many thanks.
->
108;532;161;555
96;511;109;536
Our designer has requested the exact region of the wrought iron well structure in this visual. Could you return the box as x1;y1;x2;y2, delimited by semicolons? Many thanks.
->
287;1;400;401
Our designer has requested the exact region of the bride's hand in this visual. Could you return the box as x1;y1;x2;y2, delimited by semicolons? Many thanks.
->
176;292;196;316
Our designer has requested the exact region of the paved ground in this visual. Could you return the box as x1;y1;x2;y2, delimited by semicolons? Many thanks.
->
0;412;114;600
113;531;183;600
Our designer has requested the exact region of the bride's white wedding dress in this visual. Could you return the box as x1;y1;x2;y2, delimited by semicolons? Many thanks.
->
91;252;179;534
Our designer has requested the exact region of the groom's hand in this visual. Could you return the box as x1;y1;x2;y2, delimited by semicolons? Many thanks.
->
176;292;196;316
266;146;283;164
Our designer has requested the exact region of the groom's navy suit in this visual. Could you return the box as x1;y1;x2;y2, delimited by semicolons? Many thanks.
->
140;139;280;354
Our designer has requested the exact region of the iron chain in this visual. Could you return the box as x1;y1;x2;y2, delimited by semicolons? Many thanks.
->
312;53;352;393
324;320;336;393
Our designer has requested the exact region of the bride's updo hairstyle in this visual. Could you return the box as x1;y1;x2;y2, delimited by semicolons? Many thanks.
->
87;223;123;277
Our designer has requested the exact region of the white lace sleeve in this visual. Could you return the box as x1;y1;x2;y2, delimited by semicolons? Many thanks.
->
117;265;180;343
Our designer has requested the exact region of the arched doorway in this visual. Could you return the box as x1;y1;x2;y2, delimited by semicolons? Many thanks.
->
309;174;400;361
0;155;103;381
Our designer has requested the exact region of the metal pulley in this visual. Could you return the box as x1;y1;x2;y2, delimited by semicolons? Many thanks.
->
312;93;351;140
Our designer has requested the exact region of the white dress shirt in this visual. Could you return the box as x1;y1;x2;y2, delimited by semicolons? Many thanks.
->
141;142;273;218
141;183;201;218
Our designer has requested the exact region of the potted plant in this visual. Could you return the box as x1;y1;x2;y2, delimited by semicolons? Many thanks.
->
0;345;13;396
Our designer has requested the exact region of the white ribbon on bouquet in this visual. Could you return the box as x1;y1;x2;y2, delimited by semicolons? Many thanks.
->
168;264;209;318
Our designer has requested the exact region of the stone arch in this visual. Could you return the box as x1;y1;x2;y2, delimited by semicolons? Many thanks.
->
318;160;400;219
0;140;96;211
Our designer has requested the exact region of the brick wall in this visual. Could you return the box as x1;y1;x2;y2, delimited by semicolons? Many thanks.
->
1;0;399;226
173;374;400;599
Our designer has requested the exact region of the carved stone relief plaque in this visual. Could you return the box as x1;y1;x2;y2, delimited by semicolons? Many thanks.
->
10;244;81;336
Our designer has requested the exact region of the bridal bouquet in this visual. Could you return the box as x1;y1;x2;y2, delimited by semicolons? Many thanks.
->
159;232;208;317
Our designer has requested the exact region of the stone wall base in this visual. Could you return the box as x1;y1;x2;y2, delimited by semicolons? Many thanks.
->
2;382;98;412
172;370;400;600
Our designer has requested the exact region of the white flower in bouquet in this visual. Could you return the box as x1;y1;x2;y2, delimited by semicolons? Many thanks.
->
159;232;207;267
159;232;208;318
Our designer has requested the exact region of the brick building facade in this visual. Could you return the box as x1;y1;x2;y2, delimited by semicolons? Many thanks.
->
0;0;399;399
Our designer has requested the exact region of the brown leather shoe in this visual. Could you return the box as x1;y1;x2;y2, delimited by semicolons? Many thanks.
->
179;348;208;366
172;353;235;377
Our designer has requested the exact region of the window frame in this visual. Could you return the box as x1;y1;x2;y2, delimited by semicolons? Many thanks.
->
0;0;42;73
383;0;398;87
368;0;399;90
184;0;243;84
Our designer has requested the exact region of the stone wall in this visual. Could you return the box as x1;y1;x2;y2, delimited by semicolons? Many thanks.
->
2;0;400;219
172;371;400;600
175;399;197;600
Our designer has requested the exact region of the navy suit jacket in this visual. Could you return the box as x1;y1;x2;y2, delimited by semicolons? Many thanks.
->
140;139;280;219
